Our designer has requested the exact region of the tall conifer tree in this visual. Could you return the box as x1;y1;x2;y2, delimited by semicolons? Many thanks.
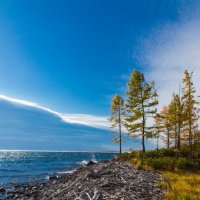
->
154;115;165;150
109;94;125;154
125;70;158;152
182;70;199;154
168;94;183;149
156;106;172;148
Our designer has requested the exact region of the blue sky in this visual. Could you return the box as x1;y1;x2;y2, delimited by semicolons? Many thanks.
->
0;0;200;150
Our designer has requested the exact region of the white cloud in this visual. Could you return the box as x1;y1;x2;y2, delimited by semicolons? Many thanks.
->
60;114;110;129
138;12;200;108
0;94;109;129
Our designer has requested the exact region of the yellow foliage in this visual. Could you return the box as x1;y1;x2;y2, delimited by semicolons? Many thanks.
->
130;158;151;170
161;171;200;200
128;155;200;199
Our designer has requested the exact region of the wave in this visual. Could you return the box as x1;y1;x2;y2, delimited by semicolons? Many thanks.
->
79;159;98;166
78;153;98;166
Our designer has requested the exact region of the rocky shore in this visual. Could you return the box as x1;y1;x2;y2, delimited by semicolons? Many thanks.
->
0;160;164;200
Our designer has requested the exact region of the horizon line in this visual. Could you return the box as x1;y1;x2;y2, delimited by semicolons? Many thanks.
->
0;149;119;153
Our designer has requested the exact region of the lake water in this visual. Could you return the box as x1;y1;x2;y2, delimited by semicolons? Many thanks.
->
0;151;117;186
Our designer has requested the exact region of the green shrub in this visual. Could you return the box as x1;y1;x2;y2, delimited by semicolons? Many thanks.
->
176;157;200;170
160;148;177;157
143;150;160;158
180;148;190;157
149;157;175;170
150;158;167;170
176;158;191;170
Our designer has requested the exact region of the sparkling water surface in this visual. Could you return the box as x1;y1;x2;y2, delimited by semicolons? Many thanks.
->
0;151;117;186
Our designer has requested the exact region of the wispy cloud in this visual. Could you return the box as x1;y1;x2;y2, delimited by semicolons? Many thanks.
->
136;5;200;108
0;94;109;129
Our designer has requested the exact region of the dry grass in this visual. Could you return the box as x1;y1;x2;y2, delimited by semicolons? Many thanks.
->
119;150;200;199
128;157;200;199
160;171;200;200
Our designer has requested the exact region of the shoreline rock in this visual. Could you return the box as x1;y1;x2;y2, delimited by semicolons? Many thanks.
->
2;160;164;200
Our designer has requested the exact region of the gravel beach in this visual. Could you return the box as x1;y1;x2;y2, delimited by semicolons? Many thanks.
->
1;160;164;200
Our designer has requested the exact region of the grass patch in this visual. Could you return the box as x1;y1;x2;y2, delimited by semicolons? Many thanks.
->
161;171;200;200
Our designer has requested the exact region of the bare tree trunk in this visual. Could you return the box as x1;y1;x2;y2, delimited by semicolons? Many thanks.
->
174;107;178;148
142;134;145;153
142;111;145;153
188;82;193;157
177;108;181;150
174;124;177;148
177;92;181;150
189;123;192;154
118;106;122;154
177;125;181;150
167;127;170;148
156;135;159;151
141;95;145;153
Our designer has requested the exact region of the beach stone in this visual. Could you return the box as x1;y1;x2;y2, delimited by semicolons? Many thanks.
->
86;172;101;178
11;190;21;195
49;176;58;181
13;184;21;189
86;160;96;166
0;187;6;194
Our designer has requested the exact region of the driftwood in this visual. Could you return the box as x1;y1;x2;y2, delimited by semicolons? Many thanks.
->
74;188;87;200
47;176;83;199
86;188;102;200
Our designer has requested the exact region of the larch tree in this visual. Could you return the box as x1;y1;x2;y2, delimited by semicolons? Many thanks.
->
193;129;200;154
125;70;158;152
108;94;125;154
182;70;199;154
154;115;164;151
168;93;183;150
157;106;172;148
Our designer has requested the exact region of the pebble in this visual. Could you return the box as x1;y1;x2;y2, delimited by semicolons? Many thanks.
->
0;160;164;200
0;188;5;194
